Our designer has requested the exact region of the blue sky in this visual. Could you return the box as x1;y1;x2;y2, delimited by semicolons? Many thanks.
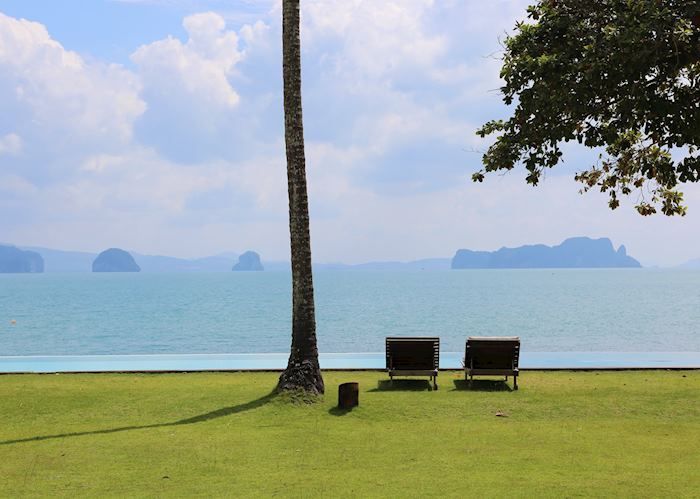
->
1;0;699;266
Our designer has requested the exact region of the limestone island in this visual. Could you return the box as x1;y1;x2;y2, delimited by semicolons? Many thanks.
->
92;248;141;272
451;237;641;269
0;245;44;273
232;251;264;271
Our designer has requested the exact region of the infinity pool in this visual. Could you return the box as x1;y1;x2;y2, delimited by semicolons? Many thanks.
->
1;352;699;373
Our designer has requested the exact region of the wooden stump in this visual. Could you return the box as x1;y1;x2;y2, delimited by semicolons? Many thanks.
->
338;382;359;409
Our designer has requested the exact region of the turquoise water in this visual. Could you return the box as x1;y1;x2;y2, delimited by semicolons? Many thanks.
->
3;352;700;373
1;269;699;357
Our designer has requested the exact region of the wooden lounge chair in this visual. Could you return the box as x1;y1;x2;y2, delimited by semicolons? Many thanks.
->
464;336;520;390
386;337;439;390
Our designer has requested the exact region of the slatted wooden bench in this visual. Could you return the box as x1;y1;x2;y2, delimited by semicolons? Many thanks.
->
386;336;440;390
465;336;520;390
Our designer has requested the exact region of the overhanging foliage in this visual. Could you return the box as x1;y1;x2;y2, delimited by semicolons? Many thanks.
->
476;0;700;215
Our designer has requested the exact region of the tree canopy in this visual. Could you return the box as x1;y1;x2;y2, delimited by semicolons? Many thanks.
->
476;0;700;215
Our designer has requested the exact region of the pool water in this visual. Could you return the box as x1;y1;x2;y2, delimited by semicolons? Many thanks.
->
2;351;699;373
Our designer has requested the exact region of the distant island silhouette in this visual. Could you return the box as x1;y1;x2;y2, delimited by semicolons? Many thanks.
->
0;245;44;273
11;246;240;272
92;248;141;273
233;251;264;271
5;237;645;272
451;237;641;269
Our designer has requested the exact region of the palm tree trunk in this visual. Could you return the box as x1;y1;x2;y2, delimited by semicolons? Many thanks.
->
277;0;324;394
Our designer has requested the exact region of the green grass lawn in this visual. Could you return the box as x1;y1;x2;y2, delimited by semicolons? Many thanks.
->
1;370;699;498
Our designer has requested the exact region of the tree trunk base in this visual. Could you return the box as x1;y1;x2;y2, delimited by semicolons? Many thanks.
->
277;359;325;395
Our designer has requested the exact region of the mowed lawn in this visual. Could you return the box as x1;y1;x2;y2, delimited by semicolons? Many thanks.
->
1;371;699;498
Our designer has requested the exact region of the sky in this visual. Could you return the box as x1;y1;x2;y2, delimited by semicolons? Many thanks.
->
1;0;699;266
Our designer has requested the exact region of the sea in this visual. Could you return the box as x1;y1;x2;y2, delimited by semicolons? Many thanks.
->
0;269;700;356
1;269;699;359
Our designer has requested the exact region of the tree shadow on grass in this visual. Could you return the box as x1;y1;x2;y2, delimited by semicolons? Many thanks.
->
0;390;277;446
368;379;433;392
453;379;513;392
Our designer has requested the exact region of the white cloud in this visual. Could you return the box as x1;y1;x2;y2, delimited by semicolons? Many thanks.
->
0;133;22;155
304;167;700;266
303;0;446;82
3;3;700;266
132;12;243;110
240;20;270;45
293;1;523;167
130;12;275;161
0;12;145;148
